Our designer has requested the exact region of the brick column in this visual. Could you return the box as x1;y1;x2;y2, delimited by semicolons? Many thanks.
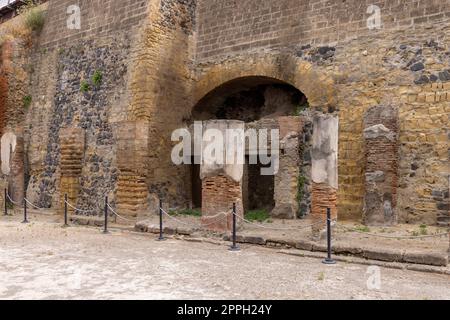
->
311;114;339;236
59;127;85;215
363;105;399;226
114;121;149;217
201;175;244;232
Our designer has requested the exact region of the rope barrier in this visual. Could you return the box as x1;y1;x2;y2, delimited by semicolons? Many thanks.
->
335;223;449;239
107;204;136;223
232;212;325;231
24;198;46;210
64;200;95;214
6;193;21;206
160;208;231;228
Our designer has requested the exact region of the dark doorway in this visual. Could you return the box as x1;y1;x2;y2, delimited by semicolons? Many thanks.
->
244;158;275;212
191;160;202;209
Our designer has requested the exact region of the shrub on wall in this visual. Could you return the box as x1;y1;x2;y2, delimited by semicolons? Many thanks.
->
18;0;46;34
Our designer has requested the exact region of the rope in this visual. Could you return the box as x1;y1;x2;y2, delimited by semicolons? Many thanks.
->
107;204;136;223
64;200;95;214
233;212;325;231
24;198;46;210
336;223;449;239
160;208;230;228
6;193;21;206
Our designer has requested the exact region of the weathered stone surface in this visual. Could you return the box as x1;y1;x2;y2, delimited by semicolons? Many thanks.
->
363;248;404;262
404;252;448;267
0;0;448;230
295;240;314;251
243;236;266;245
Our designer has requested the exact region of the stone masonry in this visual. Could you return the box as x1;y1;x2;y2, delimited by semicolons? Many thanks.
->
363;105;399;226
59;127;85;215
0;0;448;229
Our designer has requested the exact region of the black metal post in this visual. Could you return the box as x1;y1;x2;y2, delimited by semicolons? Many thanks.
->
322;208;336;265
229;203;240;251
4;188;8;216
103;196;109;234
22;198;29;224
63;194;69;227
157;199;165;241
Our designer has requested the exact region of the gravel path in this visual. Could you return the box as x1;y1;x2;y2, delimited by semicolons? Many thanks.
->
0;219;449;300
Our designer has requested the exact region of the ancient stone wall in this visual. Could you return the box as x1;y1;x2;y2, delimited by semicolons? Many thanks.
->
0;0;448;227
196;0;448;60
128;0;196;209
193;0;449;225
21;0;150;211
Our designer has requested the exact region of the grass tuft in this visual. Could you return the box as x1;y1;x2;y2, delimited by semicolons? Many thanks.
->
245;209;270;222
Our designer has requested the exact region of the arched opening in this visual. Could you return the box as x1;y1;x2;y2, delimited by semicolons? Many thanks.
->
189;76;312;219
192;76;308;121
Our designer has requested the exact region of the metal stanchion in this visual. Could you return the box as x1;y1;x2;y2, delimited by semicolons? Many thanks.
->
63;194;69;228
322;208;336;265
4;188;8;216
103;196;109;234
229;203;240;252
22;198;29;224
157;199;165;241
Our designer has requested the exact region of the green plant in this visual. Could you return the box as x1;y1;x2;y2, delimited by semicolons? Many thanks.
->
245;209;270;222
292;101;310;116
23;95;32;109
296;174;306;203
80;80;90;93
92;70;103;87
24;5;46;33
170;209;201;217
354;225;370;233
419;224;428;235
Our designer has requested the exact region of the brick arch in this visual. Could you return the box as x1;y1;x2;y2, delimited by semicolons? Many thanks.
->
192;53;337;111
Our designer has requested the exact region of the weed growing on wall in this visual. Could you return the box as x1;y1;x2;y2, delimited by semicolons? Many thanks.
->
80;80;90;93
18;0;46;33
92;70;103;87
23;95;32;109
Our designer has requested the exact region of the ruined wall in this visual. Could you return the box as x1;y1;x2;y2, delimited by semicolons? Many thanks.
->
1;0;448;226
128;0;196;209
196;0;448;60
194;0;450;225
23;0;149;211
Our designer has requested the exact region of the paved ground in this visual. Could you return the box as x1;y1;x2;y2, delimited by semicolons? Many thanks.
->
0;217;449;300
